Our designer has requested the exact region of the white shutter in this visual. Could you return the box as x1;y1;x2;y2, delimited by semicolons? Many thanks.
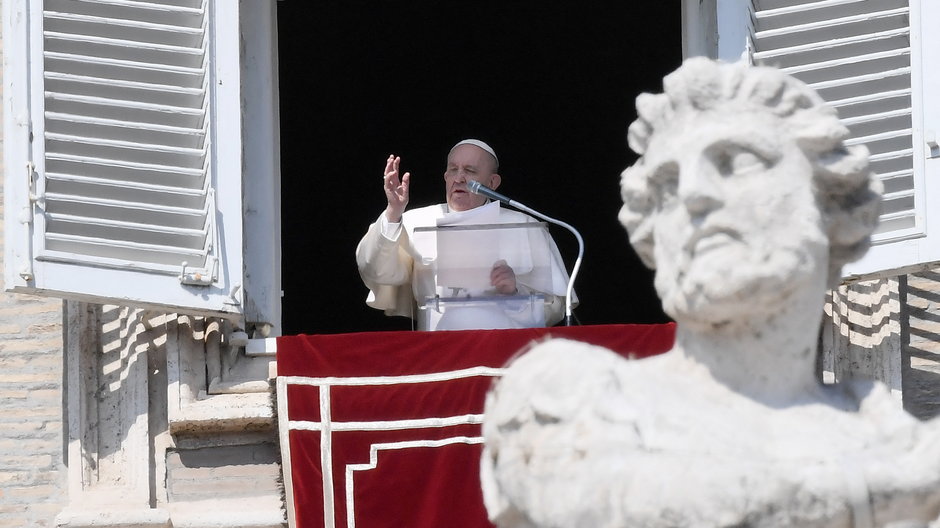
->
3;0;249;318
700;0;940;279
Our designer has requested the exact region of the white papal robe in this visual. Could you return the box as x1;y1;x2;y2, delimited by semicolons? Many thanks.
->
356;202;576;329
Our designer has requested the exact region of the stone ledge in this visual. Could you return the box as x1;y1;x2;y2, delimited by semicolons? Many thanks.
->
54;507;286;528
55;508;171;528
169;392;274;434
168;392;274;434
168;504;285;528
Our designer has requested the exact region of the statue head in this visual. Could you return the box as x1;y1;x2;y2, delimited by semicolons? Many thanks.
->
619;58;881;327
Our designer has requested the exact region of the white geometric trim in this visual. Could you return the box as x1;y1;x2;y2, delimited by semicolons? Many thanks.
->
279;366;506;387
276;377;297;528
289;414;485;432
280;367;505;528
320;385;335;528
344;437;486;528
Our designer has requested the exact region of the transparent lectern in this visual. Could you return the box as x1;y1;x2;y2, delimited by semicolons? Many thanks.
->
411;222;564;331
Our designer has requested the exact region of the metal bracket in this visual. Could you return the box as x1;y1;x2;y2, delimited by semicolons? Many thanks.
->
223;283;242;306
178;257;217;286
19;162;38;282
26;161;44;208
927;130;939;158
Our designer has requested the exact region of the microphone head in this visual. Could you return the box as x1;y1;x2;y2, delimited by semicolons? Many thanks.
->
466;179;510;204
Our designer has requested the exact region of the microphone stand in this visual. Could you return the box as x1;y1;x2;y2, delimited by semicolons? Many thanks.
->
468;181;583;326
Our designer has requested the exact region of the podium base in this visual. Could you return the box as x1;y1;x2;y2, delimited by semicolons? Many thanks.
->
420;294;546;331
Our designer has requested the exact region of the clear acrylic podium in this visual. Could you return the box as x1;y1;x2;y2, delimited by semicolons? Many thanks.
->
420;293;547;331
411;222;561;331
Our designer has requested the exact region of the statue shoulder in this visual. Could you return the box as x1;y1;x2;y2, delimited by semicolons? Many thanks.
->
485;338;652;430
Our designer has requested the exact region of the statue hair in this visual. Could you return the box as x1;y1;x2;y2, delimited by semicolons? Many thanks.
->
619;57;882;287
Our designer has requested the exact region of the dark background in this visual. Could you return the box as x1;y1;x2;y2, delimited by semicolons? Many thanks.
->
276;2;681;334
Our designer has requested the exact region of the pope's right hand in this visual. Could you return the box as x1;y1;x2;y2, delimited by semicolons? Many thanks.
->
383;154;410;223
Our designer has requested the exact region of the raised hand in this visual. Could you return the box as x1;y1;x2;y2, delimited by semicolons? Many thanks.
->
383;154;410;222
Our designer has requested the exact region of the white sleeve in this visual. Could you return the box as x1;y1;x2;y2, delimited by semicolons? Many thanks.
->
379;213;403;241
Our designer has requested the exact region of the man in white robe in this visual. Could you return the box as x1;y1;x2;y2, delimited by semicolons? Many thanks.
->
356;139;575;330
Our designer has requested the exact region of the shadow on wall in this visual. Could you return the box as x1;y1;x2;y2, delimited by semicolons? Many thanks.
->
821;278;901;393
903;269;940;420
73;303;167;462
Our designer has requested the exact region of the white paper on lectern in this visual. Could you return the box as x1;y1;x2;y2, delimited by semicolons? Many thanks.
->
435;201;502;294
410;201;562;302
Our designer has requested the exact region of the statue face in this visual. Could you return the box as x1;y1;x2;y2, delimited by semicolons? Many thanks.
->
644;110;829;327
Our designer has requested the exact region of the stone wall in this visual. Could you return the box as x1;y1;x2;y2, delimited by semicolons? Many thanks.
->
820;271;940;420
54;304;284;527
0;289;66;528
0;24;69;528
903;270;940;420
818;271;940;420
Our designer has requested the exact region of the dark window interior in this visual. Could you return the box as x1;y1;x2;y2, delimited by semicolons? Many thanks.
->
276;2;681;334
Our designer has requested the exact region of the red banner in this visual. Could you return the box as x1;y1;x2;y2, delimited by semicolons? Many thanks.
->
276;324;675;528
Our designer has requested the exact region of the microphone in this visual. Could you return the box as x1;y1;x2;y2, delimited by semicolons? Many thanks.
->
467;180;584;326
467;180;512;204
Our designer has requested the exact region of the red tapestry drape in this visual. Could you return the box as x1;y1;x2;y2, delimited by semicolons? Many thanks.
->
276;324;675;528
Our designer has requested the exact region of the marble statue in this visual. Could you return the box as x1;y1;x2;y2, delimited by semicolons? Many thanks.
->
480;57;940;527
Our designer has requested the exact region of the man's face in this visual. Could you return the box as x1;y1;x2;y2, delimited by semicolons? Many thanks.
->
444;144;501;212
641;110;829;327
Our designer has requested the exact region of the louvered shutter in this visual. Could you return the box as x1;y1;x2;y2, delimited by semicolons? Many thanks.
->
707;0;940;279
3;0;249;318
